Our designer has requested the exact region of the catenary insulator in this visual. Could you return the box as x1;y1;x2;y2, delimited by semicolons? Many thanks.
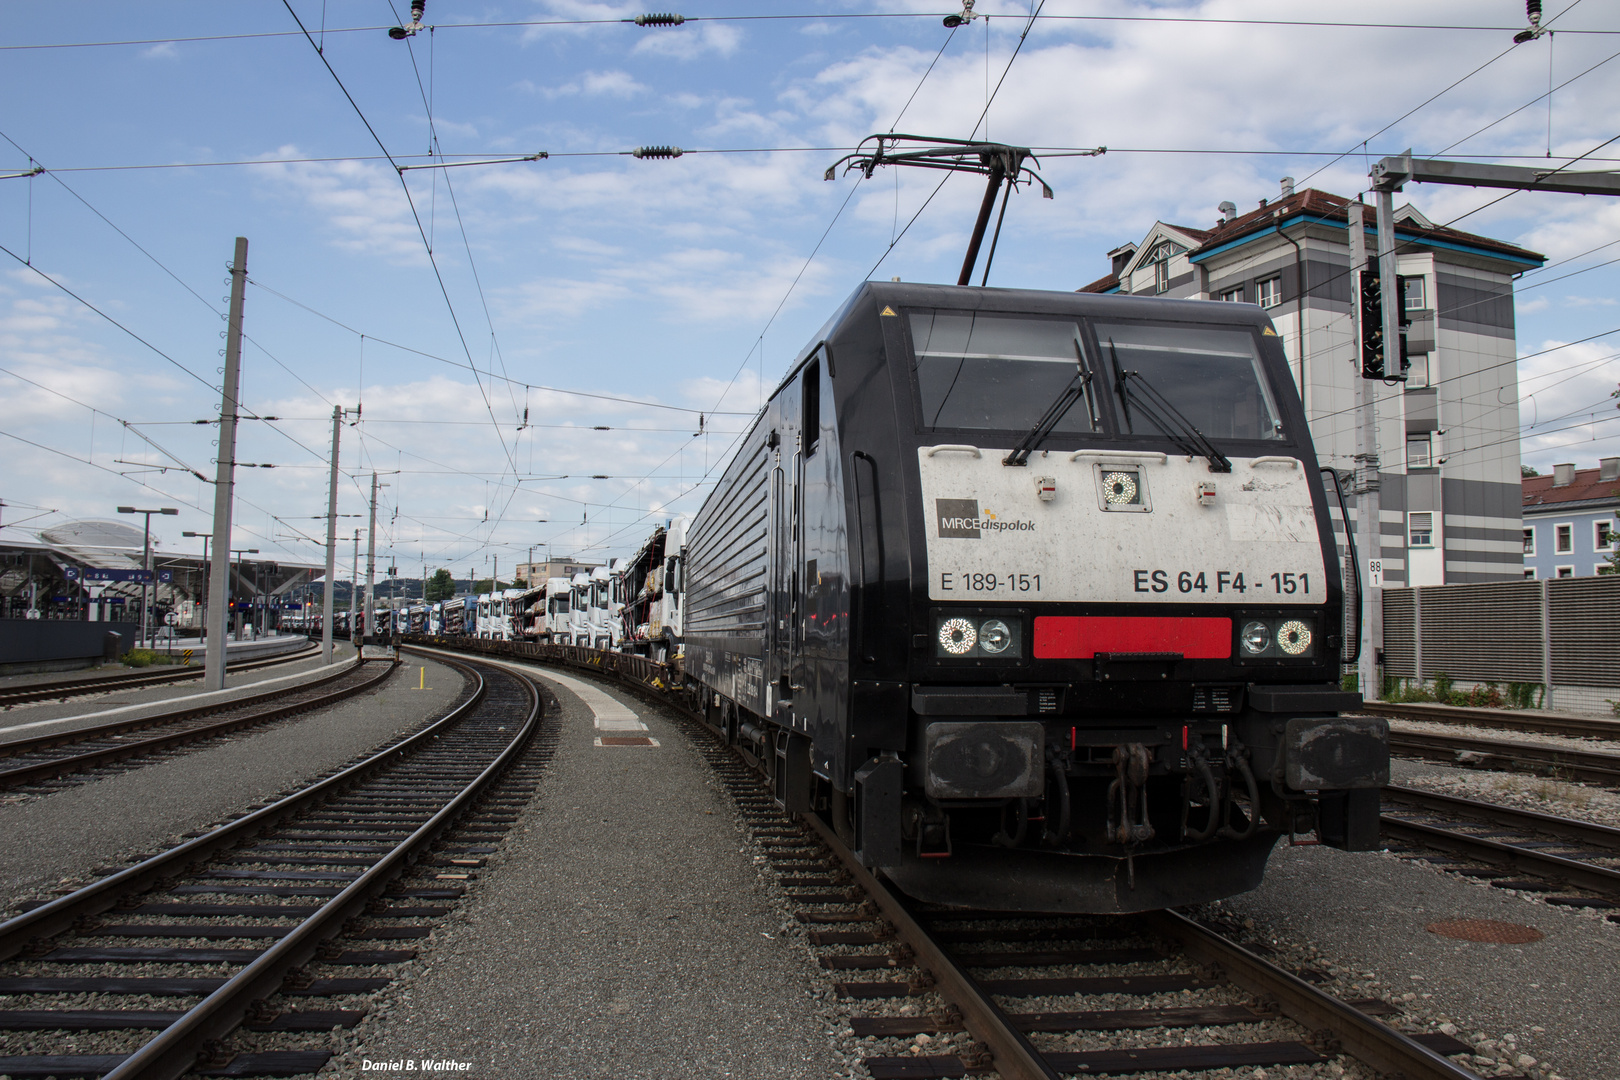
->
635;13;686;26
633;146;684;159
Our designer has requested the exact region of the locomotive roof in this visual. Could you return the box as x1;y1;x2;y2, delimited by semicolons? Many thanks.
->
768;279;1280;406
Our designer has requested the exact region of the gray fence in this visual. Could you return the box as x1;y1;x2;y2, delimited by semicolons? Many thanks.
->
0;619;138;670
1382;576;1620;707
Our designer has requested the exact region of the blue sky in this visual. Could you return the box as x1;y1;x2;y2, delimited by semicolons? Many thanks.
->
2;1;1618;578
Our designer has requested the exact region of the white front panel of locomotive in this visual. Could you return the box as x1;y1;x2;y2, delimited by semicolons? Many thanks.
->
918;448;1326;604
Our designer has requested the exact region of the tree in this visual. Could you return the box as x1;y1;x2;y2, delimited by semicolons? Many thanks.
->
1521;464;1540;477
424;568;456;602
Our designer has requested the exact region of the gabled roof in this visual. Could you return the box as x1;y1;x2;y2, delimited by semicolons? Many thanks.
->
1119;222;1213;278
1523;467;1620;510
1188;188;1543;267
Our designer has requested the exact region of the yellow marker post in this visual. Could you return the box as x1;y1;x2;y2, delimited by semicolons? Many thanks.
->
415;666;430;691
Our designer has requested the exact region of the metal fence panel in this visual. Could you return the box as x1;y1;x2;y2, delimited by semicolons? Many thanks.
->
1382;581;1544;683
1549;576;1620;688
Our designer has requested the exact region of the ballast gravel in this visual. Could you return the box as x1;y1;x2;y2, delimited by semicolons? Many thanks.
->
1213;814;1620;1080
0;655;466;916
346;667;844;1079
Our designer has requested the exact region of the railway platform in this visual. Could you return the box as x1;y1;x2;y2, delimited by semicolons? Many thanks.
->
348;653;843;1079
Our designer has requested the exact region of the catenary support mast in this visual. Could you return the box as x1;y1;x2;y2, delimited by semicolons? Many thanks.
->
204;237;248;692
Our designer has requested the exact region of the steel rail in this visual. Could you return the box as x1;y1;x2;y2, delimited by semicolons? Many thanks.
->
1381;786;1620;898
100;658;540;1080
0;656;365;757
1144;910;1479;1080
801;813;1063;1080
1383;784;1620;852
1363;700;1620;741
0;661;392;788
0;642;321;708
1389;729;1620;786
0;657;484;965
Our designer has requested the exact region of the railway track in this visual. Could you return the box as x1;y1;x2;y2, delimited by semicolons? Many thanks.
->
0;642;321;710
1388;729;1620;787
1362;700;1620;742
1381;784;1620;910
0;659;394;792
0;652;553;1080
421;638;1491;1080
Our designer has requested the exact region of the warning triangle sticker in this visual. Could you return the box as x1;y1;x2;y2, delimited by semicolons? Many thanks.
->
879;305;897;317
1262;326;1277;336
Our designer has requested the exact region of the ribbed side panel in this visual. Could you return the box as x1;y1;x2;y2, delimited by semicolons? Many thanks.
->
1550;576;1620;688
686;438;769;641
1382;590;1415;677
1416;581;1543;683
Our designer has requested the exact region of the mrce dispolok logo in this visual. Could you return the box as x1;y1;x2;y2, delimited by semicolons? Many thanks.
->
936;499;1036;539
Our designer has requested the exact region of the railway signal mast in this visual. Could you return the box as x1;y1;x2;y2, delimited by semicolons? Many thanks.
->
1361;146;1620;699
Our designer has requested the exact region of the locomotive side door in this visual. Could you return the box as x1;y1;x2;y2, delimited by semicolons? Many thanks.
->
768;382;801;722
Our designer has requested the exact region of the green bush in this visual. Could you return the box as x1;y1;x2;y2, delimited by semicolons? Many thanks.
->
122;649;156;668
1507;682;1544;710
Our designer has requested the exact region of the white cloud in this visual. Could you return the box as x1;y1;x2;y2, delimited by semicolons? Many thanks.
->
632;23;742;60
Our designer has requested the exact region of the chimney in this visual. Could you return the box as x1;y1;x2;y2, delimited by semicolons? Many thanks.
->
1218;200;1237;224
1107;242;1138;278
1601;456;1619;481
1552;463;1576;487
1280;176;1295;198
1258;197;1268;210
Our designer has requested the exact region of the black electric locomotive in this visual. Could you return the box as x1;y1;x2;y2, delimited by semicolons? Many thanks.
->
681;280;1387;913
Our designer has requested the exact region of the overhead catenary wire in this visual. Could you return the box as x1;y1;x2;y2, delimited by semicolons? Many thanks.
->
279;0;521;491
7;10;1620;52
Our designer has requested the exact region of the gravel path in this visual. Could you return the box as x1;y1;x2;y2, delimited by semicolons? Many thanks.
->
0;655;465;916
1216;825;1620;1080
349;659;844;1079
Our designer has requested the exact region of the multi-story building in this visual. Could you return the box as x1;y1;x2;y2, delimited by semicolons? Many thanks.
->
1522;458;1620;579
1081;181;1544;585
514;557;597;586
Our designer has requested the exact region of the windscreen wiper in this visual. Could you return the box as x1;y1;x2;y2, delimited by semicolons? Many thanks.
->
1109;339;1232;473
1003;366;1091;466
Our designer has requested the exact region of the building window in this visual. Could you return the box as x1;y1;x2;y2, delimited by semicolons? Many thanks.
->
1256;277;1282;308
1406;436;1432;469
1523;527;1535;555
1599;564;1616;576
1220;287;1243;303
1403;276;1427;311
1155;260;1171;294
1524;568;1537;579
1556;565;1574;579
1409;511;1434;548
1555;523;1573;553
1405;352;1430;388
1596;520;1614;551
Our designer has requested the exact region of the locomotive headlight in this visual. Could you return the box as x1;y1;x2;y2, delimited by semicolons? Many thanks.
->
1241;620;1271;654
938;618;977;655
978;619;1012;654
1102;470;1139;505
932;610;1023;659
1277;620;1312;656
